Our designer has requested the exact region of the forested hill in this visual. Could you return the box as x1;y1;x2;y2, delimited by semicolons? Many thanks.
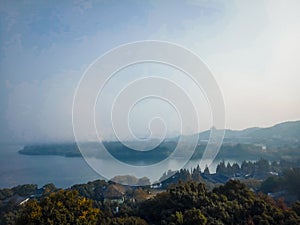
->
1;180;300;224
198;120;300;147
18;120;300;159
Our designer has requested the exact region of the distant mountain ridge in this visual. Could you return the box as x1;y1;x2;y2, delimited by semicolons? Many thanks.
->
198;120;300;147
245;120;300;140
19;120;300;159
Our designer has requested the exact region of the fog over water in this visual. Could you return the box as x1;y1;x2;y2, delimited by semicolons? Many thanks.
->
1;1;300;188
1;1;300;144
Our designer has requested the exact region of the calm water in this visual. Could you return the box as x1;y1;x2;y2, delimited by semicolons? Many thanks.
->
0;144;238;189
0;144;100;188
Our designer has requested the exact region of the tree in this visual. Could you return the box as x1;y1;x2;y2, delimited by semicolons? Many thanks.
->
17;190;100;225
42;183;57;194
216;160;226;175
232;163;240;174
283;168;300;198
241;161;255;175
292;201;300;217
183;208;207;225
191;170;203;183
204;166;210;175
108;216;148;225
255;158;270;173
260;176;282;193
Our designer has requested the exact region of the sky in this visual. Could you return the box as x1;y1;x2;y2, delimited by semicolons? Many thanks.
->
1;0;300;144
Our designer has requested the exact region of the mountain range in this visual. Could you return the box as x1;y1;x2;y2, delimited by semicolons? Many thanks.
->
19;120;300;161
197;120;300;148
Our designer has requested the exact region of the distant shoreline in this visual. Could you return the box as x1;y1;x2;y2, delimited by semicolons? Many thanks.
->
18;143;82;157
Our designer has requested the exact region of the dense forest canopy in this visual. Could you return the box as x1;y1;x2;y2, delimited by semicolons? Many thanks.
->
1;175;300;224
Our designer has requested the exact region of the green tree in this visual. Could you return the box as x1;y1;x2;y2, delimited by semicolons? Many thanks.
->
292;201;300;217
17;190;100;225
284;168;300;198
183;208;207;225
109;216;148;225
203;166;210;175
261;176;283;193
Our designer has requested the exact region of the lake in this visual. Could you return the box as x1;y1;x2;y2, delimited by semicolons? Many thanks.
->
0;144;101;188
0;144;239;189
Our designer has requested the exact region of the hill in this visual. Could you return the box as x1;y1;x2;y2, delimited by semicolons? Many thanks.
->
18;121;300;162
198;120;300;148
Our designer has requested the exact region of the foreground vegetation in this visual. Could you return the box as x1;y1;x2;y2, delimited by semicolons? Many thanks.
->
1;157;299;224
1;180;300;225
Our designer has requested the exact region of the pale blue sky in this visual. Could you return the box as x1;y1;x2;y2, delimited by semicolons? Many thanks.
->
1;0;300;143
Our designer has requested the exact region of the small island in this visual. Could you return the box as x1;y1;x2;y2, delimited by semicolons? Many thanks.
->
18;143;82;157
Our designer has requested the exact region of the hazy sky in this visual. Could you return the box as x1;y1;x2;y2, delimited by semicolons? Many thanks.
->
1;0;300;144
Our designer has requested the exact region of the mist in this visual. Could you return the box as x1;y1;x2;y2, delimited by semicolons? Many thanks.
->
1;0;300;144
